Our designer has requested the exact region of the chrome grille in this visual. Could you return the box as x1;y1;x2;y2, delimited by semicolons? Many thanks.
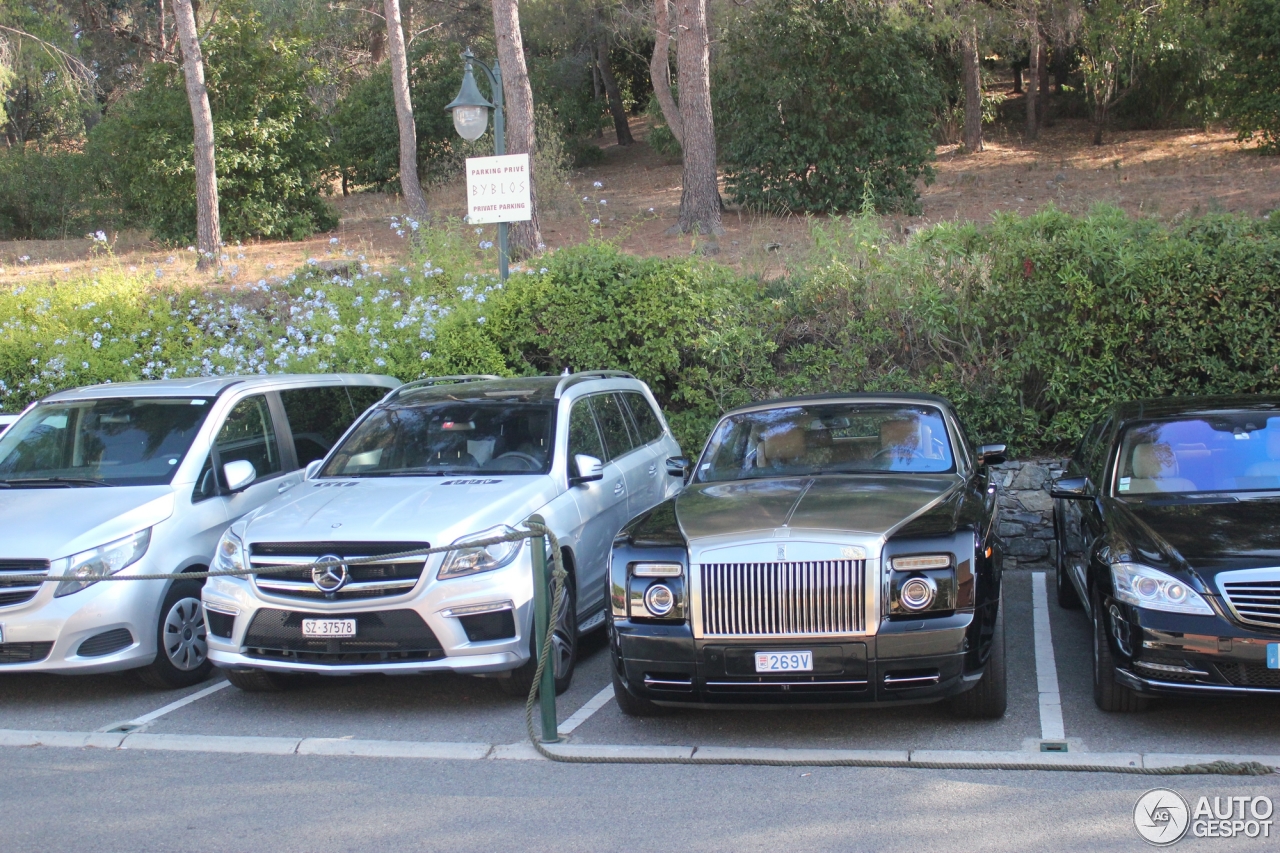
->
249;542;428;602
1221;577;1280;629
698;560;866;637
0;560;50;608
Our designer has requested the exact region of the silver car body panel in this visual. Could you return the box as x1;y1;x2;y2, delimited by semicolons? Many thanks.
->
205;376;684;677
0;374;400;674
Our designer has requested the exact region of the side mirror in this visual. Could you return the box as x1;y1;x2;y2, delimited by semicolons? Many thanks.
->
666;456;691;480
1050;475;1093;500
223;459;257;492
977;444;1007;466
304;459;323;480
570;454;604;486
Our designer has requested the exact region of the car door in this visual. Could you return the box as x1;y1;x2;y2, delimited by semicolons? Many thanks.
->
565;396;627;617
619;391;669;511
594;392;660;521
213;393;299;524
278;385;358;467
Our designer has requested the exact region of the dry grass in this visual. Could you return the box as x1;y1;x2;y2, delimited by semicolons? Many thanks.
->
2;115;1276;289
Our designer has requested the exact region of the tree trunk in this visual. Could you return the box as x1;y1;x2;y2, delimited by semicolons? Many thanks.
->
673;0;722;237
1013;62;1023;94
591;57;603;138
492;0;543;259
597;36;633;146
961;23;983;153
1037;42;1050;126
1093;104;1106;145
384;0;428;222
171;0;219;270
649;0;682;147
369;0;385;64
1025;14;1040;142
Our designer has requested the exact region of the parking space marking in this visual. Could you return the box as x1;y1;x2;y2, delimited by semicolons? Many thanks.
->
557;685;614;736
121;680;232;729
1031;573;1066;741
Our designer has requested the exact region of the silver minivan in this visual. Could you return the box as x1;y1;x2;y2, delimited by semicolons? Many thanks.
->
0;374;399;688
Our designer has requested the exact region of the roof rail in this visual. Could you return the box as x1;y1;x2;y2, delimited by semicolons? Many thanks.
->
554;370;636;398
390;375;501;398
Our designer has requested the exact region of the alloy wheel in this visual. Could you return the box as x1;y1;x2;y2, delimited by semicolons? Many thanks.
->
163;597;208;671
551;584;575;681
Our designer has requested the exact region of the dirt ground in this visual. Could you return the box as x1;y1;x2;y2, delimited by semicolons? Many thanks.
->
2;115;1277;289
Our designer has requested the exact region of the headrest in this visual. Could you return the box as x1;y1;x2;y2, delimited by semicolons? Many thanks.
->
1132;443;1177;479
762;425;807;464
879;419;919;452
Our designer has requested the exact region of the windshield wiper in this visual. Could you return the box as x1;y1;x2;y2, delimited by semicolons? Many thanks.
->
0;477;116;488
340;470;450;478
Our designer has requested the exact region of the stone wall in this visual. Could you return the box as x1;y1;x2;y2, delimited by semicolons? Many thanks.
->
990;457;1069;571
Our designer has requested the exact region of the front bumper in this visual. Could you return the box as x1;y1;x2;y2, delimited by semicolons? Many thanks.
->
611;612;980;708
1112;603;1280;698
0;575;164;674
202;551;537;677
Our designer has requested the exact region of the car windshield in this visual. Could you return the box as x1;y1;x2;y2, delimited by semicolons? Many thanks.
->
320;401;555;477
1114;414;1280;497
0;398;213;486
696;403;956;482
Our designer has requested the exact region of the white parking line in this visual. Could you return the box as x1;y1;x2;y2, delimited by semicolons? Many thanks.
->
1031;573;1066;741
557;685;614;736
126;680;233;728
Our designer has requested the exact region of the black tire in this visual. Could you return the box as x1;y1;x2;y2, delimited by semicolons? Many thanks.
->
137;579;213;690
499;572;577;698
1054;511;1083;610
611;660;665;717
1092;589;1150;712
224;668;293;692
949;595;1007;719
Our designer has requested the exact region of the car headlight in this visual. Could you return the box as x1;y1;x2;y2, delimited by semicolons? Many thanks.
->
438;525;524;580
1111;563;1214;615
212;529;247;575
55;528;152;598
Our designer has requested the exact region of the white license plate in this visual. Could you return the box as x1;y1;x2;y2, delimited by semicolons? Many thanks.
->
302;618;356;638
755;650;813;673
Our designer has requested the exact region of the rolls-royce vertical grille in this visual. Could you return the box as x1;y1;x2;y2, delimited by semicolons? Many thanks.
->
699;560;866;637
1221;578;1280;629
0;560;51;608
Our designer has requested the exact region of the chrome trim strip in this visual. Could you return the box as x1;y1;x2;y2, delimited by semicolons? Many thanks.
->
439;602;514;618
254;578;419;593
883;673;941;687
644;676;694;687
1133;660;1209;677
705;679;868;688
249;555;427;567
1118;670;1280;695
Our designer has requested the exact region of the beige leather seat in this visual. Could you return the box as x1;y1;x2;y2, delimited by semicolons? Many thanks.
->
760;424;807;467
1126;443;1196;494
879;419;920;456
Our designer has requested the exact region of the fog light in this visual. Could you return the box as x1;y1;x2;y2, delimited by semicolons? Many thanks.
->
644;583;675;617
900;576;937;611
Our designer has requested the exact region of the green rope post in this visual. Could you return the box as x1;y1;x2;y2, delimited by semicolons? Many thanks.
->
528;514;558;743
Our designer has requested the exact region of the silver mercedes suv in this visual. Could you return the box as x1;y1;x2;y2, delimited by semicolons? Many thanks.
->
0;374;399;688
202;372;685;695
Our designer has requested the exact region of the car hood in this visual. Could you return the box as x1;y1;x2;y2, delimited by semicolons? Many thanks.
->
675;474;963;541
239;476;561;547
1119;496;1280;579
0;486;175;561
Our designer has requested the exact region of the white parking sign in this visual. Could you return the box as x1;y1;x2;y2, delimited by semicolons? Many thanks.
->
466;153;531;224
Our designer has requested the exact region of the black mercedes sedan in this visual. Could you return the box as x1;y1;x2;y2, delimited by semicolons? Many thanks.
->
607;393;1008;718
1052;395;1280;711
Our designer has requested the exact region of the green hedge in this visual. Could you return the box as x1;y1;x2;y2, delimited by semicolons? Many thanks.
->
3;208;1278;455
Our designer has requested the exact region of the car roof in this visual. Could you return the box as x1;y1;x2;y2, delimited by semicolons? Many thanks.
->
723;391;957;417
41;374;400;402
1111;394;1280;424
388;372;640;406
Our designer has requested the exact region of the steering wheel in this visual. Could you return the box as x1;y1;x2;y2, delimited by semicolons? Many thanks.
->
872;446;926;461
490;451;541;471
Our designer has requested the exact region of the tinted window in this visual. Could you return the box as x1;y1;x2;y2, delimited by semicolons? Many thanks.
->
697;403;956;482
568;400;605;462
347;385;389;416
322;402;554;476
280;387;357;466
591;394;635;461
622;392;664;445
0;398;212;486
1114;414;1280;497
216;396;281;481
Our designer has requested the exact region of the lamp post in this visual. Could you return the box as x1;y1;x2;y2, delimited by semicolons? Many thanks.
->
446;47;509;282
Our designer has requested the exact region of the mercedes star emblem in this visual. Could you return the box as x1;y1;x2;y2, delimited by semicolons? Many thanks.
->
311;554;349;593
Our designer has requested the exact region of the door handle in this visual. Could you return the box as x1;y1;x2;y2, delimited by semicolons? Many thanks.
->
647;464;657;477
614;481;625;496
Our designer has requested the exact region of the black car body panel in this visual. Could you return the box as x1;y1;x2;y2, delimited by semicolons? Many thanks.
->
608;393;1003;709
1055;394;1280;698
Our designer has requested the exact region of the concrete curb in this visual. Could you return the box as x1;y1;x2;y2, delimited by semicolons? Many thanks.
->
0;729;1274;772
